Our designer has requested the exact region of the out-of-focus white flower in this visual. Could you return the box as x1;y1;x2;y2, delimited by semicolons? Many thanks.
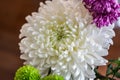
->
19;0;115;80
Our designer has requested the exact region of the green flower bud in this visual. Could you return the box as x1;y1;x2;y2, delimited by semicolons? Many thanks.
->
14;65;40;80
42;75;64;80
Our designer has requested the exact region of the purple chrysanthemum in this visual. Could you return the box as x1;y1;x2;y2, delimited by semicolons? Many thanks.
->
83;0;120;28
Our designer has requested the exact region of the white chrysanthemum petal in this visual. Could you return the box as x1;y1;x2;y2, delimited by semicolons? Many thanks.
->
19;0;115;80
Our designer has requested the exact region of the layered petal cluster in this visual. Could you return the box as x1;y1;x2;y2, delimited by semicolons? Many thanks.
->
83;0;120;27
19;0;115;80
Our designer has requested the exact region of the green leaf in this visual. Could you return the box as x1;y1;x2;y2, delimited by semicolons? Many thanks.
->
112;66;119;74
106;64;113;76
109;59;120;66
115;72;120;78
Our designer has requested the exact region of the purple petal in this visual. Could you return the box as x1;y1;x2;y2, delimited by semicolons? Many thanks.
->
83;0;120;28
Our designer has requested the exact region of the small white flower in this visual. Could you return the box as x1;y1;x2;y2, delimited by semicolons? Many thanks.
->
19;0;115;80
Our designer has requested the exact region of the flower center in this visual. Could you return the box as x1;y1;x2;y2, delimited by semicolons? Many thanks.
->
56;26;66;41
50;23;74;51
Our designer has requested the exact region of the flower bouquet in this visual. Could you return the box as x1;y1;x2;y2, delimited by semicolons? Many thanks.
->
14;0;120;80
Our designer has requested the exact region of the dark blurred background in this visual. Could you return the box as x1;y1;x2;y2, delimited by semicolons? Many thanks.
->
0;0;45;80
0;0;119;80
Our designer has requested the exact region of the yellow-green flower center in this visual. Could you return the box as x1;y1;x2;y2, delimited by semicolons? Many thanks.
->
55;26;68;41
49;23;74;51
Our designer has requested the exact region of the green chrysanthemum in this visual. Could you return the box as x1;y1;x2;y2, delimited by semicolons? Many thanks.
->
14;65;40;80
42;75;64;80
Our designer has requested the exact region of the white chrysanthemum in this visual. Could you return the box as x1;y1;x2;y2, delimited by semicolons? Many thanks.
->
19;0;115;80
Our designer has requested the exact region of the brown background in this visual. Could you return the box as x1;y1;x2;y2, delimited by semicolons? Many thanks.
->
0;0;120;80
